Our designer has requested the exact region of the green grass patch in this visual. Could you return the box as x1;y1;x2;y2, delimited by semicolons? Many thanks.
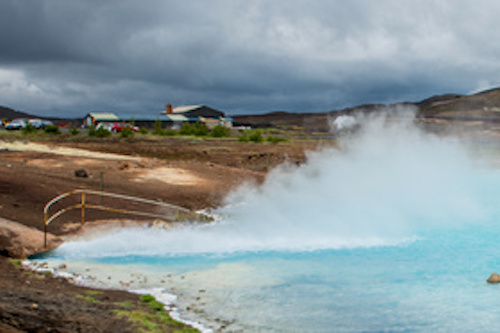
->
148;300;165;311
140;294;168;310
114;309;199;333
9;259;22;267
114;294;200;331
266;135;289;144
84;290;103;296
76;294;100;303
140;294;156;303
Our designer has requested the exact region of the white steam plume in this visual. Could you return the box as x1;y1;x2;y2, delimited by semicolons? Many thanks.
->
332;115;357;131
53;108;490;258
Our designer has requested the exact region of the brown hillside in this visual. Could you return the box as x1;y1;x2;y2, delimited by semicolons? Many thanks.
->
418;88;500;120
233;87;500;132
233;112;330;133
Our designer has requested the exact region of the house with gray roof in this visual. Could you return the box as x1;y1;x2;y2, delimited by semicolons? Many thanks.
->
162;104;233;128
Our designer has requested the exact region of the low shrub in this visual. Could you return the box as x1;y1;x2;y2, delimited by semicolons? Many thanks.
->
249;130;264;142
210;124;231;137
239;130;263;143
22;124;37;134
152;128;164;135
163;129;177;136
44;125;61;135
88;126;111;138
120;127;135;138
179;122;208;136
153;118;164;135
69;127;80;135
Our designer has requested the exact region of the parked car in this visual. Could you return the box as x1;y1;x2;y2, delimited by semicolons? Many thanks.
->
5;118;27;130
24;118;55;130
28;118;44;129
42;120;54;128
95;122;113;131
111;122;139;133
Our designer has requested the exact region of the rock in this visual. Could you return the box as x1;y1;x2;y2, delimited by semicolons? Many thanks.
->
74;169;88;178
487;273;500;283
119;281;130;287
58;263;67;269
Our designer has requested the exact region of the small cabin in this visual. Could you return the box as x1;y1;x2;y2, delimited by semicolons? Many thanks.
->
85;112;119;127
162;104;232;128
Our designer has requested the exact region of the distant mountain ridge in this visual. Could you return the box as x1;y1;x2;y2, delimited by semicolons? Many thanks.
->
417;87;500;119
233;87;500;130
3;87;500;131
0;106;35;120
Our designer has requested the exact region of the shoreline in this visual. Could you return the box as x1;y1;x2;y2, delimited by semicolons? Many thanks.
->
24;258;217;332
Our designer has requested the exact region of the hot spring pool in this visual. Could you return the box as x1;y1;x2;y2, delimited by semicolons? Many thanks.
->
34;220;500;332
32;114;500;331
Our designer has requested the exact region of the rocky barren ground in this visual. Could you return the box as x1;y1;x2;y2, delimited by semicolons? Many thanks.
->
2;114;500;331
0;134;321;332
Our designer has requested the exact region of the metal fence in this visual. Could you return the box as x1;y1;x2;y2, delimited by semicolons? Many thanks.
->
43;189;202;248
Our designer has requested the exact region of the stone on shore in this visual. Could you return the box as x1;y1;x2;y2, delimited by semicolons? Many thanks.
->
487;273;500;283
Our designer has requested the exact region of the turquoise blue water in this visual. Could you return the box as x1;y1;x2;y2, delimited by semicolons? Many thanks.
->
42;220;500;332
37;118;500;331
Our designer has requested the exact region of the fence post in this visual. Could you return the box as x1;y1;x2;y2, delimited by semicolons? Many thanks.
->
44;211;48;248
100;172;103;204
81;191;86;225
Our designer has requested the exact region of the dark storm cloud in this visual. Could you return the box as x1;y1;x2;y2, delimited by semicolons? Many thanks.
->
1;0;500;116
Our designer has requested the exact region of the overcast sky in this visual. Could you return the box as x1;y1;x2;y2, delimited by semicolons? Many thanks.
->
1;0;500;117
